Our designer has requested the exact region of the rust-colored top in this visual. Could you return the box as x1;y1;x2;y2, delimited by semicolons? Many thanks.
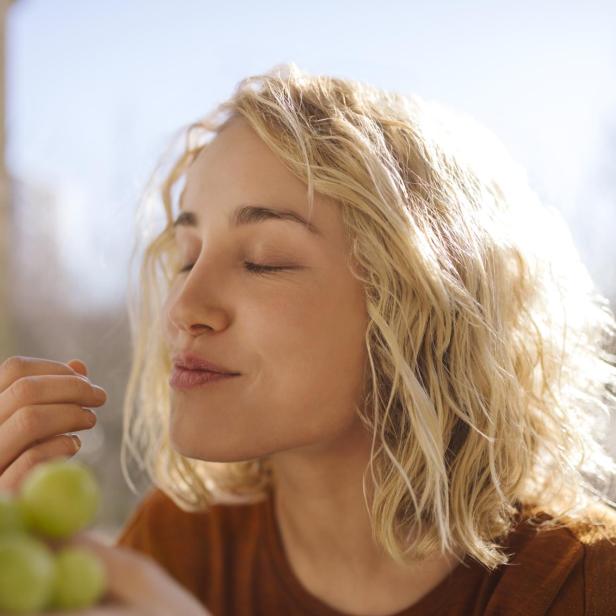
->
115;485;616;616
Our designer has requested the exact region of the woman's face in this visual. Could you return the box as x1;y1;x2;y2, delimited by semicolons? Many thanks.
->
162;117;370;462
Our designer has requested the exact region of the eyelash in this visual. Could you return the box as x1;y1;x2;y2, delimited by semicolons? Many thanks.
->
178;262;292;276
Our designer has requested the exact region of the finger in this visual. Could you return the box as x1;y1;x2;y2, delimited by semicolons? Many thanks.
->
0;374;107;426
0;356;89;395
0;402;96;473
0;435;79;493
67;358;89;378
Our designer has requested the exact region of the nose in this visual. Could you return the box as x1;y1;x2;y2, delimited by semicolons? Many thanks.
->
165;281;230;340
182;323;212;335
167;298;227;337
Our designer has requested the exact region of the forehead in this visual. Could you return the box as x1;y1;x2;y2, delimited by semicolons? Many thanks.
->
177;118;346;246
182;118;308;206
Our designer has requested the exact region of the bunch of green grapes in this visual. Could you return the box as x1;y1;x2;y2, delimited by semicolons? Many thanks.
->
0;460;107;614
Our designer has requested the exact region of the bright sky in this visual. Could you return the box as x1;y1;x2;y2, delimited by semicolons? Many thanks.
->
6;0;616;306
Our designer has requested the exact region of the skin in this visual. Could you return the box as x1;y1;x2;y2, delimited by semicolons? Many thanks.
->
0;358;209;615
163;116;461;614
0;357;106;493
36;531;210;616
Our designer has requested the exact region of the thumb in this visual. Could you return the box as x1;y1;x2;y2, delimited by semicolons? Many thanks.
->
67;532;211;616
67;359;88;378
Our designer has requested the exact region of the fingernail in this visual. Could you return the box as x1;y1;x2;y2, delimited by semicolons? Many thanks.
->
83;408;97;425
71;435;81;450
93;385;106;398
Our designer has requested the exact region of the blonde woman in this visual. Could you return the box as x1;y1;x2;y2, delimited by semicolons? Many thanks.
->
1;62;616;615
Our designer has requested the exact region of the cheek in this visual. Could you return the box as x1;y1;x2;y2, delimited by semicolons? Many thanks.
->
165;271;369;461
247;277;369;428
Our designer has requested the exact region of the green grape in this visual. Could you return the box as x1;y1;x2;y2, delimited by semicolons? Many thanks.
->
19;459;100;539
49;546;107;610
0;533;56;613
0;492;27;535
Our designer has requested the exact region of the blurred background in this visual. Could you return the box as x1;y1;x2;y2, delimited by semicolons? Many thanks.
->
0;0;615;539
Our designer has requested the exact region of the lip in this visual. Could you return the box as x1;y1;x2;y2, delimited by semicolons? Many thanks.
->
171;351;240;375
169;366;239;389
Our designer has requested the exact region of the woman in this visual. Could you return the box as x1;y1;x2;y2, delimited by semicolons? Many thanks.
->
1;62;615;615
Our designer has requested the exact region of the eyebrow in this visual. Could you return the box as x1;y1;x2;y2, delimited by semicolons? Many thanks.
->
172;204;321;236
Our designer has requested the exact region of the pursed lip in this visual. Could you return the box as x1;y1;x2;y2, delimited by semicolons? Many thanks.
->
171;351;240;375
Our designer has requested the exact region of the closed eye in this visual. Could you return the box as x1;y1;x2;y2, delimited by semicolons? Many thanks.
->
178;262;296;276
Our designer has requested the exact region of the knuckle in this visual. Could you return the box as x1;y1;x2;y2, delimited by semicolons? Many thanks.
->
21;446;43;468
10;376;38;405
1;355;27;379
15;405;41;436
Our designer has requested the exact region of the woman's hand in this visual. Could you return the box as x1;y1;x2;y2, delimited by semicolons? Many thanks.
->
41;532;212;616
0;356;107;493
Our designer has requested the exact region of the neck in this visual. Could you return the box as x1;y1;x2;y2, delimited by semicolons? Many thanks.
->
268;421;462;614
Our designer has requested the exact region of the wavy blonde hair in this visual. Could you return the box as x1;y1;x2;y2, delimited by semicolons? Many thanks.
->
121;62;616;569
